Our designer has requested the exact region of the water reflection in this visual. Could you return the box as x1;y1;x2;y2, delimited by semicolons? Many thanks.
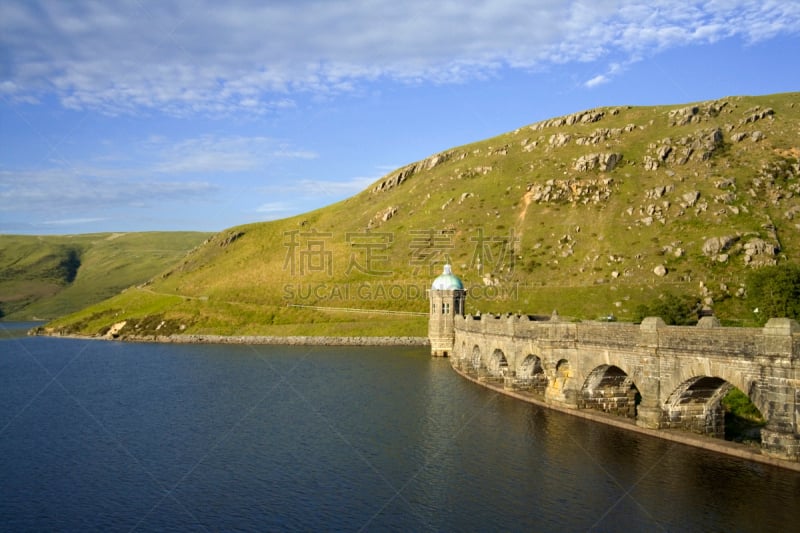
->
1;335;799;531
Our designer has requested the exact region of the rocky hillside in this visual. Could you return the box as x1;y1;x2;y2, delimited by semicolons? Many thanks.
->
45;92;800;337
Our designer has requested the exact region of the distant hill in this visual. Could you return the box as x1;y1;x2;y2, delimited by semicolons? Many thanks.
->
0;232;211;320
45;92;800;338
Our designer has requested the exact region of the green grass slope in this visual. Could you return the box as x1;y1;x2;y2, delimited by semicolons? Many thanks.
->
0;232;211;320
46;92;800;338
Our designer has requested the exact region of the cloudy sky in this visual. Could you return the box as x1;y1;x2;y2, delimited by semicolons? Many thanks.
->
2;1;799;234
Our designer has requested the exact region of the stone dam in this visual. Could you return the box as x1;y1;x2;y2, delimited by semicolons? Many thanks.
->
427;265;800;463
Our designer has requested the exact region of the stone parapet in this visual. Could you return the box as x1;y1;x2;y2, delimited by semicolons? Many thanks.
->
450;314;800;462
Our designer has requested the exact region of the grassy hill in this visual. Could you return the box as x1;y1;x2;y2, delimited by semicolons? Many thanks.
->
0;232;211;320
44;92;800;338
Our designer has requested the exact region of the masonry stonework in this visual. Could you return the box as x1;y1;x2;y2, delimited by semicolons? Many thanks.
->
428;268;800;461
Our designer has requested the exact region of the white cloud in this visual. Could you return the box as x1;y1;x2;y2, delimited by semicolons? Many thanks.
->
147;135;317;174
0;168;217;215
0;132;319;221
260;176;376;197
255;202;295;214
153;136;269;174
2;1;798;116
585;61;625;88
250;175;379;222
40;216;108;226
585;75;609;88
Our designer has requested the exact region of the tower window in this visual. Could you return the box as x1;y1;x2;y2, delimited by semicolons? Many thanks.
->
443;302;450;314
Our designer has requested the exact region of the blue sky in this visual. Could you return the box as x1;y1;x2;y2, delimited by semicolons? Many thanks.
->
2;1;799;235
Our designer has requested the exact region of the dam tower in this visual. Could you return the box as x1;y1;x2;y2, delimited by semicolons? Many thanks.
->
428;264;466;357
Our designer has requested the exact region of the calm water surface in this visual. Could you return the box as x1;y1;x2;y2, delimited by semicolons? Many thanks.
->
2;324;799;531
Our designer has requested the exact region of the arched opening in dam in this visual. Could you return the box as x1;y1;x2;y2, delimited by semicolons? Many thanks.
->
487;349;508;377
470;345;482;371
517;354;547;396
663;376;765;442
578;365;640;418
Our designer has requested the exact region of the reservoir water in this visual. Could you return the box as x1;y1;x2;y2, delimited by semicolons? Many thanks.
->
2;325;800;531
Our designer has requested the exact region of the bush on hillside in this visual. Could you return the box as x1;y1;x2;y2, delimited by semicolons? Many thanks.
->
633;292;700;325
746;264;800;326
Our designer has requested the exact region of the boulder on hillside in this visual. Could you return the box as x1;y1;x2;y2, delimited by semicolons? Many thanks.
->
702;235;739;257
382;206;398;221
645;185;674;199
367;206;398;228
682;191;700;207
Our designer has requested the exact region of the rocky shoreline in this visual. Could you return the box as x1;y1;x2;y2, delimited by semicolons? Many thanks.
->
152;334;429;346
32;329;429;347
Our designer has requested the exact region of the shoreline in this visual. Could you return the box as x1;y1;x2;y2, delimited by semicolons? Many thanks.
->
33;330;430;347
151;334;429;346
451;363;800;473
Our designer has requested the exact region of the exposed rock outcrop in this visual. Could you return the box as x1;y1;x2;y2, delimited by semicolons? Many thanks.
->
526;178;614;205
367;206;398;228
575;125;636;146
573;152;622;172
105;321;127;339
668;99;729;126
371;150;460;194
645;127;724;167
743;238;778;267
530;108;606;130
549;133;571;148
645;185;674;200
740;106;774;125
681;191;700;207
219;231;244;247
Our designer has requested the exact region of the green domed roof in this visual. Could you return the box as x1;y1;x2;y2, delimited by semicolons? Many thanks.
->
431;264;464;290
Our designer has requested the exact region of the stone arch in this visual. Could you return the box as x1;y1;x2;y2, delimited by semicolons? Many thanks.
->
517;354;548;395
662;360;768;422
664;376;735;438
555;359;570;381
450;340;468;370
487;349;509;377
470;345;482;371
579;365;640;419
